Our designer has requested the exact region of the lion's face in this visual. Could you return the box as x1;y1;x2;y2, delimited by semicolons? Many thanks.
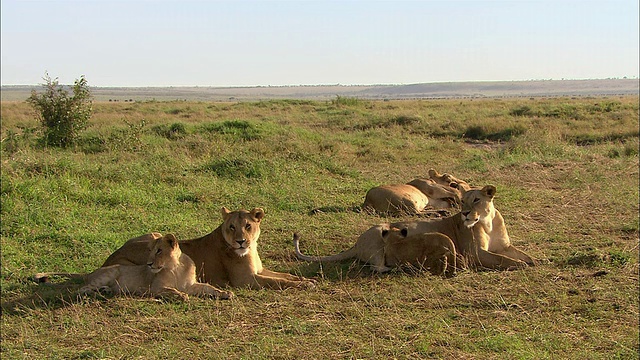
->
147;234;181;273
460;185;496;228
221;207;264;257
428;168;471;193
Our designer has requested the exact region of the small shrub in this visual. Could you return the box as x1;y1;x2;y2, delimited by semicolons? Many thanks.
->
509;105;533;117
26;73;92;147
108;120;147;151
389;114;422;126
1;130;20;155
77;134;107;154
588;101;621;113
151;122;187;140
176;192;201;203
332;95;363;107
463;125;526;142
199;158;266;178
199;120;262;141
608;250;631;267
566;252;605;267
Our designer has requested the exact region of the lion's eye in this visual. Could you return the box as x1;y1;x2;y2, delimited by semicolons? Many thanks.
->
245;224;251;230
156;249;162;255
229;225;235;231
473;198;480;204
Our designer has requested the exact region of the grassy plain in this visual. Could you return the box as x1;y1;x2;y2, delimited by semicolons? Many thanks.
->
1;96;639;359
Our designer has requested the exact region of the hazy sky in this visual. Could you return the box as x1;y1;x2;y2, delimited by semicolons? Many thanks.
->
1;0;638;87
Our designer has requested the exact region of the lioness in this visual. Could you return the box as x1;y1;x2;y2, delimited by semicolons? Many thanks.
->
362;168;469;215
295;185;536;272
79;234;233;300
294;225;391;273
382;227;458;277
103;207;315;289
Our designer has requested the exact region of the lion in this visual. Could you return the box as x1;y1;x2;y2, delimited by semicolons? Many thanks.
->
426;168;471;193
102;207;315;290
382;227;458;277
295;185;536;272
294;224;391;273
395;185;537;270
78;234;233;300
362;168;470;215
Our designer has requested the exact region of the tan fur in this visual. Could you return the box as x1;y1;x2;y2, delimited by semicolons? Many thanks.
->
382;227;457;277
294;224;391;273
297;185;536;272
427;168;471;193
79;234;233;300
103;207;315;290
393;185;537;270
34;233;164;283
362;168;468;215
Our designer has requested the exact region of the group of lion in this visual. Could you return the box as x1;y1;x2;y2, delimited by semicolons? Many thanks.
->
36;169;538;301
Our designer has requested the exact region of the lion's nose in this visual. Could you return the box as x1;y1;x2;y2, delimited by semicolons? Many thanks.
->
461;211;470;217
236;239;246;246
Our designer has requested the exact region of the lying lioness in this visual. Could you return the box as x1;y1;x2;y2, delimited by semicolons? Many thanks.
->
36;234;233;300
362;169;470;215
102;207;315;290
296;185;536;272
79;234;233;300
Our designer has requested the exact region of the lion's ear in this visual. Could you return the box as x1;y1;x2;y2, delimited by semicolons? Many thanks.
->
401;228;408;237
251;208;265;222
164;234;178;249
482;185;497;198
221;207;231;220
428;168;438;179
381;229;389;238
148;238;160;250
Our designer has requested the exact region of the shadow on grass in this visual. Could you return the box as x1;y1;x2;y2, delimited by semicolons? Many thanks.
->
2;278;89;315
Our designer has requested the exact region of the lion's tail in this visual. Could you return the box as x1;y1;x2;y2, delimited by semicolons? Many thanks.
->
293;233;359;263
33;272;85;283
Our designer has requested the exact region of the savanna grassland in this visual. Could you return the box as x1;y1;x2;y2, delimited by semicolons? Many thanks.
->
1;96;638;359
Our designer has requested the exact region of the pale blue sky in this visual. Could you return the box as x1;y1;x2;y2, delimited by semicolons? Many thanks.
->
1;0;638;87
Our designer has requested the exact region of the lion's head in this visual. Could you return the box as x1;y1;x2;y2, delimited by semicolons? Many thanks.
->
460;185;496;228
221;207;264;257
381;226;407;244
146;234;181;273
428;168;471;192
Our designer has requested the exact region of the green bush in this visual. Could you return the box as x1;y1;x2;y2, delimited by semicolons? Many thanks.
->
151;122;187;140
26;73;92;147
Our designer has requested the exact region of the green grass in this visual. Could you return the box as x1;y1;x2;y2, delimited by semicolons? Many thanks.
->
1;96;638;359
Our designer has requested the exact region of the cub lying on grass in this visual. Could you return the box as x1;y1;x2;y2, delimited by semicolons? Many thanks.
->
79;234;233;300
382;227;458;277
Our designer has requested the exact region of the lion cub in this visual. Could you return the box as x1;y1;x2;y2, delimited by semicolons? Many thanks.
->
382;227;458;277
79;234;233;300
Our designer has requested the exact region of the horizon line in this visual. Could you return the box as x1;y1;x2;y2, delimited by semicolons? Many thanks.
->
2;77;639;89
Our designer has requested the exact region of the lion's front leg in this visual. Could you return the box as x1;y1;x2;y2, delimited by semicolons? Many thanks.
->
499;245;537;266
475;248;527;271
254;270;316;289
188;282;234;300
154;286;190;301
259;268;316;283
